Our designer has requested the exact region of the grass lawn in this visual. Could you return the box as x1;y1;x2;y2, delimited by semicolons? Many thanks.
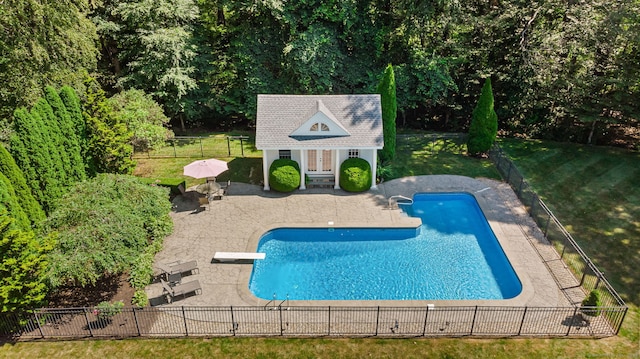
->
499;139;640;303
0;337;635;358
499;138;640;344
31;133;635;358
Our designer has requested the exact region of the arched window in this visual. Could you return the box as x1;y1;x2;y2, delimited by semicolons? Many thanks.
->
310;123;318;131
321;123;329;131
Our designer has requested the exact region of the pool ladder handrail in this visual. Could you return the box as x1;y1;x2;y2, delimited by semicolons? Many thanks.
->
264;293;290;311
388;195;413;209
264;293;277;310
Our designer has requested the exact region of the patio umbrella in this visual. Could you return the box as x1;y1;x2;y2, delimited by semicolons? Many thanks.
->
183;158;229;180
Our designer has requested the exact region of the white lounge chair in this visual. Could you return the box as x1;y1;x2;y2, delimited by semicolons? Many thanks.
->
157;260;199;281
160;279;202;303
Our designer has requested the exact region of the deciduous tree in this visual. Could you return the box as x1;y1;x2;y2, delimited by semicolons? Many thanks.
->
83;78;135;175
108;89;173;152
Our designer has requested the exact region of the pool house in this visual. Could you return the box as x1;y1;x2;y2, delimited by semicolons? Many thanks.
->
255;94;384;191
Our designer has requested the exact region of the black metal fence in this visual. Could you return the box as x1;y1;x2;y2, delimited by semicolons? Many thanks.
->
489;145;627;331
133;136;253;159
0;134;628;340
0;304;626;339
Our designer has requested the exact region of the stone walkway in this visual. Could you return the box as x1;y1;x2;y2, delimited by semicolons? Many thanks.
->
146;175;572;309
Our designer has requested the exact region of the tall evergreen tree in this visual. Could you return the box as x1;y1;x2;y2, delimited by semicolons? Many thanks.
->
0;173;30;231
10;108;61;213
0;145;45;228
31;98;70;185
44;86;86;182
377;64;397;162
59;86;92;176
83;78;135;174
0;210;53;315
466;78;498;156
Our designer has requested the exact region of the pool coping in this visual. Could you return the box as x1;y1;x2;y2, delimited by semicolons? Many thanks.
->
235;187;538;308
149;175;566;309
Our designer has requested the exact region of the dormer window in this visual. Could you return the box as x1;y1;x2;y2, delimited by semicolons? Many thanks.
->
310;123;330;132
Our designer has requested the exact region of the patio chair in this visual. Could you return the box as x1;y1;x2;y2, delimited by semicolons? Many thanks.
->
157;260;199;281
160;278;202;303
198;196;210;209
210;188;225;200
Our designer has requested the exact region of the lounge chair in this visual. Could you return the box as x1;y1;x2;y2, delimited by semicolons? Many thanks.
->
157;260;199;281
160;279;202;303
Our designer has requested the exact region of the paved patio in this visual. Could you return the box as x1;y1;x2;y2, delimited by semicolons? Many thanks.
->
146;175;571;308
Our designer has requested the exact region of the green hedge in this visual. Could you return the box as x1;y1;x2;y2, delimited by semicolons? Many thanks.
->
339;158;371;192
269;159;300;192
138;177;186;195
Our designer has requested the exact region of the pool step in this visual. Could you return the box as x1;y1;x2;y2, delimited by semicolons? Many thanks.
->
306;175;335;188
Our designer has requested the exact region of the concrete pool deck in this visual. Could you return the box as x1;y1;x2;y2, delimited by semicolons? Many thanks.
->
147;175;572;308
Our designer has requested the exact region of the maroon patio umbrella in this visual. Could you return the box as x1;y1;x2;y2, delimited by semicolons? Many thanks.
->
183;158;229;180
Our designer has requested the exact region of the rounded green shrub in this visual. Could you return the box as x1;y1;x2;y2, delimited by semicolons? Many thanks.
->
581;289;602;317
269;159;301;192
339;158;372;192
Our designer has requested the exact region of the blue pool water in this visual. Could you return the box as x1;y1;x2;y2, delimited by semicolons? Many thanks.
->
249;193;522;300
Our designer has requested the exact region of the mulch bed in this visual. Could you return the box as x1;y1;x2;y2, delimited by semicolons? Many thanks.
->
46;274;135;308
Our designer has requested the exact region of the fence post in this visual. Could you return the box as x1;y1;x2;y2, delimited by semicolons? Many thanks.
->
567;307;579;336
327;306;331;336
84;308;94;337
33;311;44;339
530;194;537;217
506;161;513;182
518;177;524;196
200;138;204;157
240;137;245;157
375;306;380;336
230;306;236;336
182;306;188;336
593;272;602;290
470;306;478;335
517;307;528;336
279;306;284;336
227;137;231;156
579;272;587;286
132;307;141;337
544;215;551;236
422;306;430;336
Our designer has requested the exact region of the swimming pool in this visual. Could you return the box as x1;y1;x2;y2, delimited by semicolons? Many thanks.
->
249;192;522;300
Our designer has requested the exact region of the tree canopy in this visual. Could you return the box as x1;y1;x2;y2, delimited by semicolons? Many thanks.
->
0;0;637;146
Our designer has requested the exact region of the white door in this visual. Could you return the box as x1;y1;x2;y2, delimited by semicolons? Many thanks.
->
306;150;333;174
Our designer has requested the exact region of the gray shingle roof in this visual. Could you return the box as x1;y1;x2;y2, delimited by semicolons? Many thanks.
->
255;94;383;149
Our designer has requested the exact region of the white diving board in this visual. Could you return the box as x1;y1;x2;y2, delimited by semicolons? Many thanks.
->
213;252;266;262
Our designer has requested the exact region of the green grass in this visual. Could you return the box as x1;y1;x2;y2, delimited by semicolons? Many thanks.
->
499;139;640;306
0;337;636;358
384;135;501;180
500;138;640;346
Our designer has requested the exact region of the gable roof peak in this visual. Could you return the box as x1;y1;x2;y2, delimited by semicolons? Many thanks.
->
290;99;350;137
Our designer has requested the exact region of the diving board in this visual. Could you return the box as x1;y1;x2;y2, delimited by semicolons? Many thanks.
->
213;252;266;262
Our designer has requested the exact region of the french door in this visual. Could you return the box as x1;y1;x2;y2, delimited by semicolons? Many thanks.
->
306;149;333;174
